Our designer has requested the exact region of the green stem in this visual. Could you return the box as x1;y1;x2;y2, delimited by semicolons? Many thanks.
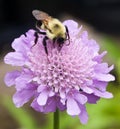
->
54;109;59;129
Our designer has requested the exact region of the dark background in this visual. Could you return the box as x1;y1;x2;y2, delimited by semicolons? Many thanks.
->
0;0;120;52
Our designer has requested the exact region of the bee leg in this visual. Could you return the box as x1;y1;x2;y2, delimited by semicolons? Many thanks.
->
34;31;39;45
43;36;48;55
65;25;70;45
53;38;57;48
33;31;46;47
38;31;46;35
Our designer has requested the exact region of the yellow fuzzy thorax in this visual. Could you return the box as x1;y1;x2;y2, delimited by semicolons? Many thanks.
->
41;18;66;40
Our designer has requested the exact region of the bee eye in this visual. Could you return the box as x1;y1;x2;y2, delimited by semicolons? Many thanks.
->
57;38;64;43
36;20;42;27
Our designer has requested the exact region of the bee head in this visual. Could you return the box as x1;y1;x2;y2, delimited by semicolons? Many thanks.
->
57;37;65;43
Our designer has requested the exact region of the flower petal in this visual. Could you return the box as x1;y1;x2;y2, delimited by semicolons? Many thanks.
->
67;97;81;115
57;100;66;111
84;93;100;104
31;97;57;113
78;105;88;124
93;51;107;63
12;35;27;51
4;71;20;87
63;20;78;31
15;71;33;90
4;52;26;66
93;80;108;91
37;91;49;106
75;93;87;104
82;86;93;94
94;89;113;98
43;97;57;112
95;73;115;82
31;99;44;112
13;88;34;107
94;63;114;74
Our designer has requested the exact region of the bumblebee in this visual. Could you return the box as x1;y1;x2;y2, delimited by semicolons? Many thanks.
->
32;10;70;55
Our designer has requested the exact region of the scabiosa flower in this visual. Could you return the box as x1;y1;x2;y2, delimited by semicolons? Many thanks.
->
4;20;115;124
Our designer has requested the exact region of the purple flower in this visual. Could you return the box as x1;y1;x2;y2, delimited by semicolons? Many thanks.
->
4;20;115;124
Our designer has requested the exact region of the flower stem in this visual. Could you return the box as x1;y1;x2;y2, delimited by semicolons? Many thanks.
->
54;109;59;129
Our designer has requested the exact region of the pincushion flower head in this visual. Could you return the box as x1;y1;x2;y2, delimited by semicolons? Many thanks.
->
4;19;115;124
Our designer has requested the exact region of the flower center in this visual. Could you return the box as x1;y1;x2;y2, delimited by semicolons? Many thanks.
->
28;45;94;93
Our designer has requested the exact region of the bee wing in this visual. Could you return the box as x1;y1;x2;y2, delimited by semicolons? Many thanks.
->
32;10;51;20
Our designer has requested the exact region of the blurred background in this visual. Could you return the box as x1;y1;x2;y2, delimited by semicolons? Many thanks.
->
0;0;120;129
